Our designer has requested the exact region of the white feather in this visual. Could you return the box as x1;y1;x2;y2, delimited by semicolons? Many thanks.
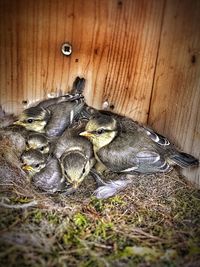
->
70;109;74;124
121;166;138;172
158;161;167;168
152;154;161;163
94;179;132;199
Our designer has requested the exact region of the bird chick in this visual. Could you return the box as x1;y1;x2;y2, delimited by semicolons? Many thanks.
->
14;77;86;137
54;121;96;189
80;112;199;174
21;149;66;193
60;150;92;189
14;106;51;133
3;125;51;156
0;125;54;186
26;132;50;154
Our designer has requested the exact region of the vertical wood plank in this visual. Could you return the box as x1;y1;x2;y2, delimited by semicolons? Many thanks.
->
0;0;164;124
148;0;200;185
103;0;165;122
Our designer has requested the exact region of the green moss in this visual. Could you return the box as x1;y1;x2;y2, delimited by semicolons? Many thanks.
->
90;197;104;212
32;209;43;223
73;213;88;228
0;170;200;266
47;212;62;225
94;220;113;240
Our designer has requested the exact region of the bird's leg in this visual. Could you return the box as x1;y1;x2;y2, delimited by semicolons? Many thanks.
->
94;179;132;199
90;168;106;187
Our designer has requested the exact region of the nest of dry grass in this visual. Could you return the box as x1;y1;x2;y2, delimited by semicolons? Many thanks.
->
0;169;200;267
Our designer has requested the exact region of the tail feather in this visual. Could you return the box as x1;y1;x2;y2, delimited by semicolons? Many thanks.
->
169;152;199;168
71;77;86;94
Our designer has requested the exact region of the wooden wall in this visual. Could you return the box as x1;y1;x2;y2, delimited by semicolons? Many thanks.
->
148;0;200;185
0;0;199;185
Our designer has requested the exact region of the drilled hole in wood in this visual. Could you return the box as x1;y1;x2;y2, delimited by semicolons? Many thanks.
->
61;43;72;56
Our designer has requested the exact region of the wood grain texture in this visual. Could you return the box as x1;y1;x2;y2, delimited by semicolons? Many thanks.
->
0;0;199;185
148;0;200;185
0;0;164;123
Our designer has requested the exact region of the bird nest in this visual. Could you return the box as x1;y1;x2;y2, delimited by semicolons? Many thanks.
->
0;168;200;267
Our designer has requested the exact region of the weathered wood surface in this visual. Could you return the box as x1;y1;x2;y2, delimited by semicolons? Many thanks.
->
0;0;199;184
148;0;200;185
0;0;164;121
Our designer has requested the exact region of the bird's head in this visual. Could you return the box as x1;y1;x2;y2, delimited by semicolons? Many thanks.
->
21;149;46;177
14;106;51;132
79;114;118;150
26;133;50;154
61;150;92;189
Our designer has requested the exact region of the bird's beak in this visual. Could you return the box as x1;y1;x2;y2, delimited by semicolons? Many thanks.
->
72;181;80;189
26;144;36;151
13;120;21;125
22;165;33;172
79;131;94;138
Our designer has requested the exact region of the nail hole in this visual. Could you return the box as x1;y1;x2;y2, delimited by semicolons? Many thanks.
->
110;104;115;110
118;1;123;7
191;54;196;64
94;48;98;55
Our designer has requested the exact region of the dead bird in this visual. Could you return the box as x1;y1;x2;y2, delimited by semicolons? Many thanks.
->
14;77;86;137
0;105;16;128
0;125;28;184
21;149;66;193
80;111;199;175
54;121;96;189
0;157;27;185
0;135;27;184
0;125;28;160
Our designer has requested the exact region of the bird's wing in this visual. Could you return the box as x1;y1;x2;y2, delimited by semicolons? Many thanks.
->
127;150;170;173
33;158;65;192
45;99;85;137
143;127;170;146
97;133;171;173
96;133;138;172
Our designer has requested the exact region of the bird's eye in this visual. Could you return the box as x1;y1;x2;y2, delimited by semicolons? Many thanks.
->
27;119;33;123
96;128;105;134
82;167;86;174
40;147;44;151
35;164;40;168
